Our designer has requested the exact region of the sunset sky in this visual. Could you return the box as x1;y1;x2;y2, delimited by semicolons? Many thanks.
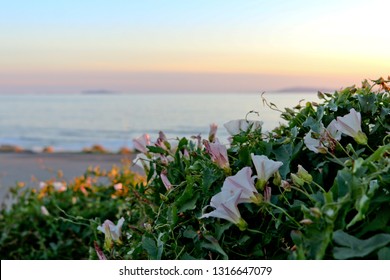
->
1;0;389;93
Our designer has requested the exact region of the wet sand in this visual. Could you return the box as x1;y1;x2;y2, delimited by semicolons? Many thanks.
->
0;152;142;202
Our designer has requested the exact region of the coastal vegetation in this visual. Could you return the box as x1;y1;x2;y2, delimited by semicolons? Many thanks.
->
1;78;389;259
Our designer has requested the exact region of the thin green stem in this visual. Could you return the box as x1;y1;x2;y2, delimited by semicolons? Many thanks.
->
267;202;301;227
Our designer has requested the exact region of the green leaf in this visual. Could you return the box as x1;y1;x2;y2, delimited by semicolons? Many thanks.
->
201;235;228;259
175;177;200;213
202;167;221;191
378;247;390;260
177;192;199;213
178;137;188;150
357;94;377;114
142;234;162;260
146;145;167;155
333;230;390;259
273;143;292;177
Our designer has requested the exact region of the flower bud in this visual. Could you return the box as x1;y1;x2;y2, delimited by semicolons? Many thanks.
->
297;165;313;183
272;171;282;186
291;173;305;187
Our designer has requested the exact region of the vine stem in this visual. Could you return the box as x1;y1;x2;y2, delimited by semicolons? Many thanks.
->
267;202;301;227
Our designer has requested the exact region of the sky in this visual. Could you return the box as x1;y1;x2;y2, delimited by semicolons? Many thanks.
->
0;0;389;93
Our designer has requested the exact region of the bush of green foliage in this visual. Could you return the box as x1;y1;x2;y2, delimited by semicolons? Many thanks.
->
95;78;389;260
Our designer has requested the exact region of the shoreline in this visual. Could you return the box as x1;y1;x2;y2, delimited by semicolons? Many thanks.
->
0;151;142;203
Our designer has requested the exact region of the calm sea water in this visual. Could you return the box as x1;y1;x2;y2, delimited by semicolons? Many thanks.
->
0;93;318;152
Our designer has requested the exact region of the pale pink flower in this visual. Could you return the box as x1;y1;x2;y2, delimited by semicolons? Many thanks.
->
251;154;283;190
334;108;367;145
304;120;341;154
160;170;172;191
223;119;263;136
51;182;66;192
201;190;247;231
113;183;123;191
39;182;47;189
133;134;151;153
94;242;107;260
203;140;230;170
41;206;50;216
220;167;260;204
208;123;218;142
97;217;125;243
264;186;272;203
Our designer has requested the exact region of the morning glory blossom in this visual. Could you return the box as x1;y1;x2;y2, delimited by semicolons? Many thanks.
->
160;170;172;191
208;123;218;143
97;217;125;249
251;154;283;190
223;119;263;136
219;167;261;204
203;140;230;171
304;120;342;154
334;108;367;145
201;190;247;231
133;133;151;154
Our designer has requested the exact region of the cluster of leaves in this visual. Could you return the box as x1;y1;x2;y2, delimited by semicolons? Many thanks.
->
100;78;389;260
0;164;146;259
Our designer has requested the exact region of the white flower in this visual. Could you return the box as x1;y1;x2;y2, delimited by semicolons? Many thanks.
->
334;108;367;145
264;186;272;203
251;154;283;190
41;206;50;216
223;119;263;136
203;140;230;170
133;133;151;153
220;167;260;204
201;190;247;231
160;170;172;191
113;183;123;191
304;120;341;154
208;123;218;142
53;182;67;192
97;217;125;249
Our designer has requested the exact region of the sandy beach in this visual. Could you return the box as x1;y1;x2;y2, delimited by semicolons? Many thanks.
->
0;152;142;203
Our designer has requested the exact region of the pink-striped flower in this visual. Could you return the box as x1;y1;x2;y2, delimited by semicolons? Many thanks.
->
160;170;172;191
223;119;263;136
251;154;283;190
97;217;125;250
208;123;218;143
201;190;247;231
219;167;260;204
304;120;341;154
334;108;367;145
133;134;151;153
203;140;230;171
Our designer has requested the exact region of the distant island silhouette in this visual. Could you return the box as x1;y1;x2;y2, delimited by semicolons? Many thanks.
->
274;86;334;93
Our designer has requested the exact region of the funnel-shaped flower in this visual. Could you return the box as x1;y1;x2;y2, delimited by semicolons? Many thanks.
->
224;119;263;136
97;217;125;250
160;170;172;191
203;140;230;171
201;190;247;231
304;120;341;154
133;134;151;153
251;154;283;190
220;167;260;204
334;109;367;145
208;123;218;142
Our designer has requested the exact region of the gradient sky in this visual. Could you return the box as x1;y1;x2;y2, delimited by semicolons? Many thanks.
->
1;0;389;93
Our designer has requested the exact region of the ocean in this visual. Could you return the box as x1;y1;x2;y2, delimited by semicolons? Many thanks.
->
0;92;319;152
